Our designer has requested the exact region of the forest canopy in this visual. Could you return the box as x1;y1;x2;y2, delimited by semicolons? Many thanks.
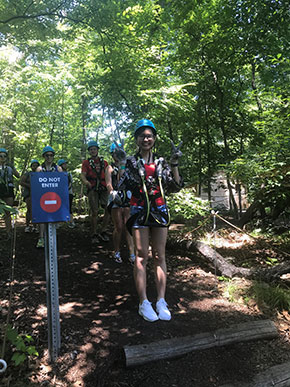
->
0;0;289;220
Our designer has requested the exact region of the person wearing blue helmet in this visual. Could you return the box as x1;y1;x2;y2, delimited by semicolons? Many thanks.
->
37;146;62;173
80;140;110;243
118;119;183;322
35;146;62;248
0;147;20;239
105;141;135;264
57;158;75;228
20;159;40;233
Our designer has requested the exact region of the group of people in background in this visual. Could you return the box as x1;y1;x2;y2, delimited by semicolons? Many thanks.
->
0;118;183;322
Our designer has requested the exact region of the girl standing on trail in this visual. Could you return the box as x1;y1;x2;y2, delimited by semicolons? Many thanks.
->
105;142;135;264
35;146;62;248
0;147;20;239
20;159;40;233
118;119;183;322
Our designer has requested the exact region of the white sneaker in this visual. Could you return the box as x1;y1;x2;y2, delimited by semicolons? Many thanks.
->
156;298;171;321
139;300;158;322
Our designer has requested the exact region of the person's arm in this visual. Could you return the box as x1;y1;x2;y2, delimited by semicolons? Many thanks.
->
80;171;92;189
105;165;114;193
20;173;30;188
170;165;181;185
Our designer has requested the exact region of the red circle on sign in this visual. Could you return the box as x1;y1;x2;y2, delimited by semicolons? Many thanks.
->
40;192;61;213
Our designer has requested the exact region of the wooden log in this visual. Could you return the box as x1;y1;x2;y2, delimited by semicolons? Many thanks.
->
195;240;252;278
167;238;290;281
220;361;290;387
124;319;278;368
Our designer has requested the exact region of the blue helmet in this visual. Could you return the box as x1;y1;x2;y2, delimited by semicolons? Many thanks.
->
42;146;55;155
110;142;121;153
87;140;99;150
0;147;8;154
135;119;156;138
30;159;40;166
57;159;67;166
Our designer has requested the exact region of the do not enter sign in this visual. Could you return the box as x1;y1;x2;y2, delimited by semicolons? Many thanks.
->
40;192;62;213
31;172;70;223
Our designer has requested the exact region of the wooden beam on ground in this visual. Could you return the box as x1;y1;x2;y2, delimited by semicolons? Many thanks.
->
124;319;278;368
220;361;290;386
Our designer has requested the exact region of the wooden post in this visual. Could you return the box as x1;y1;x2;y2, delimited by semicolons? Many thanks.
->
124;320;278;368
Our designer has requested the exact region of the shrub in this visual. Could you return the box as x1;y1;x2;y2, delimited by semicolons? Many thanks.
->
167;187;210;221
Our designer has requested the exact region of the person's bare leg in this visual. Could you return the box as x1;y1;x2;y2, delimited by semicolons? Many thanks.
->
123;208;135;256
133;228;150;303
111;208;123;253
151;227;168;301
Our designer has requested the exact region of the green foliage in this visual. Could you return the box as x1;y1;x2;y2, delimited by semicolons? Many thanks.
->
221;282;242;303
0;199;17;215
167;187;210;221
220;279;290;312
0;0;289;216
6;325;39;366
248;282;290;312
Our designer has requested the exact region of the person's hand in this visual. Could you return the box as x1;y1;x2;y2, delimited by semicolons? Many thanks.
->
170;140;183;164
109;190;122;205
114;140;126;165
86;181;92;189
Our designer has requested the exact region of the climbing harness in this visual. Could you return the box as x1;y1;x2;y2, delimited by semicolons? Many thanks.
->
87;157;106;192
137;158;170;227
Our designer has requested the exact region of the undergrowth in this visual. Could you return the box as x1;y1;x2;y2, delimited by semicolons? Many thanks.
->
220;278;290;312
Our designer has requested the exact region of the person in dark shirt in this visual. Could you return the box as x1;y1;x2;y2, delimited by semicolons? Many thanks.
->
118;119;183;322
80;140;110;244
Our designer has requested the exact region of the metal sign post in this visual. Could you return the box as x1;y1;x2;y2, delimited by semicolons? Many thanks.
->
31;172;70;362
44;223;61;362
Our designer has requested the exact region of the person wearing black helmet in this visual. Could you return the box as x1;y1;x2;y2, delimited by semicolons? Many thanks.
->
35;146;62;248
20;159;40;233
0;147;20;239
105;142;135;264
81;140;110;244
118;119;183;322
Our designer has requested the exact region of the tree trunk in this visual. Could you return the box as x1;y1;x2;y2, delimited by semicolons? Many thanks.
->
227;178;239;219
166;238;290;281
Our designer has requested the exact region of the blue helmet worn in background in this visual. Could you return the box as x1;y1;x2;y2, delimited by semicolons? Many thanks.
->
30;159;40;166
135;119;157;138
87;140;99;150
110;142;121;153
57;159;67;166
42;146;55;155
0;148;8;154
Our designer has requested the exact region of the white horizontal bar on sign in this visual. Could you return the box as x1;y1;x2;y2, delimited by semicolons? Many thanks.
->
44;200;57;205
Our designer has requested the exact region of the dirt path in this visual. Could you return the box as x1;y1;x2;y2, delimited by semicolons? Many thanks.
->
1;218;290;386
